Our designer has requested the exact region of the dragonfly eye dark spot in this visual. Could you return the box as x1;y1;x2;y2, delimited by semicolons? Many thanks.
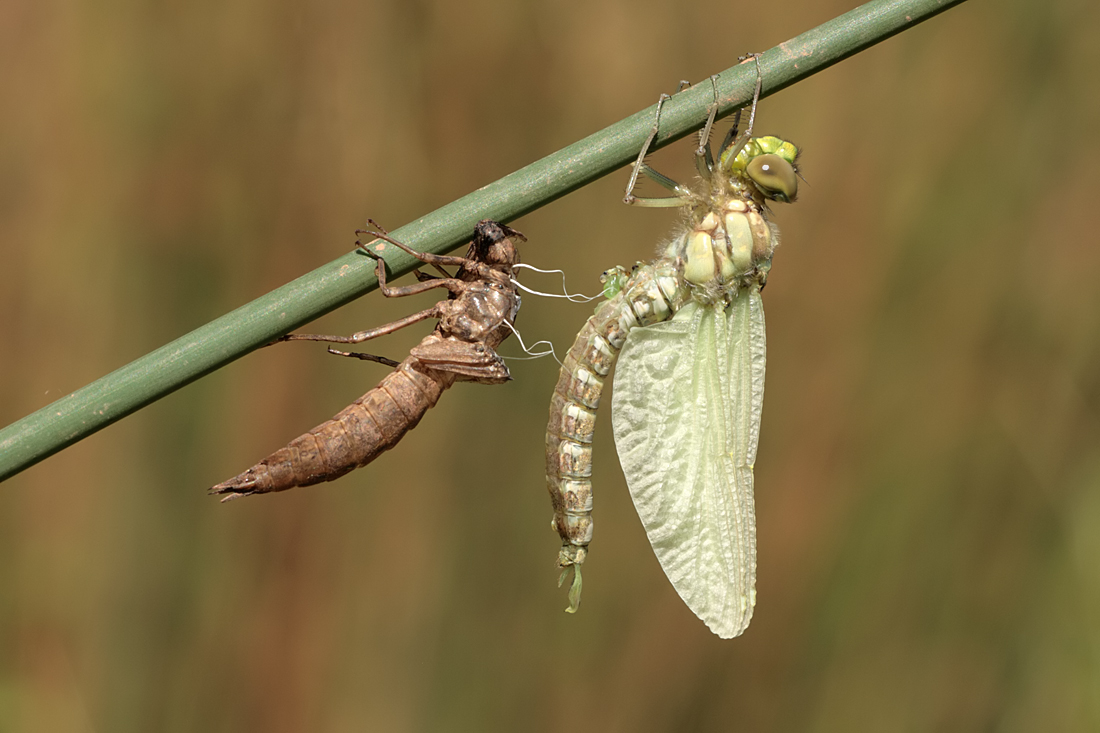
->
747;154;797;203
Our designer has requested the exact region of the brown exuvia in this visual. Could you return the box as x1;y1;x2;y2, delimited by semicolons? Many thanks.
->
210;219;524;500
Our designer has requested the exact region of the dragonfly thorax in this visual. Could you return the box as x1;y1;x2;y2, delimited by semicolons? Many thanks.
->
669;193;776;305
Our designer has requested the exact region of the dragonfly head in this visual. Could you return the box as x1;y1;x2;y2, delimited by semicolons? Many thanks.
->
722;136;800;204
470;219;525;267
746;153;798;203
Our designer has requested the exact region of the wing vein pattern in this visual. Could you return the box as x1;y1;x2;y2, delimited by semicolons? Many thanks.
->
612;289;765;638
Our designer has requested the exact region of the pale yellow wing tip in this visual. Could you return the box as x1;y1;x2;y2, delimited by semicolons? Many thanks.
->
704;593;757;638
708;619;751;639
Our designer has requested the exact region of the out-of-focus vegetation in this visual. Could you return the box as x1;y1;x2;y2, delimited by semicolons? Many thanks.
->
2;0;1098;730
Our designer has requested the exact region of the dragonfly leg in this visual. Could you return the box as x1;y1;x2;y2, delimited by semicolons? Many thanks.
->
624;88;695;208
358;243;466;299
275;227;472;349
694;75;721;180
718;54;764;168
326;348;400;368
356;223;474;271
624;91;672;205
379;263;464;298
414;268;452;282
379;273;463;298
279;304;442;346
353;221;457;278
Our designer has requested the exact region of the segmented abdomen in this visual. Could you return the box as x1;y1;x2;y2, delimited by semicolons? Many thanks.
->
545;262;685;568
212;356;453;498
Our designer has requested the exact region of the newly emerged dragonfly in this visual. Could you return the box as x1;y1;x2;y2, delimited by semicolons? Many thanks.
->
212;219;525;499
546;62;799;637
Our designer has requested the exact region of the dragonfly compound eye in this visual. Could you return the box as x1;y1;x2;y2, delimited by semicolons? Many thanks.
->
746;154;798;203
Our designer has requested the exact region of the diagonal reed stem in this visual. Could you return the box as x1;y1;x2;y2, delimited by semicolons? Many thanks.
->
0;0;969;481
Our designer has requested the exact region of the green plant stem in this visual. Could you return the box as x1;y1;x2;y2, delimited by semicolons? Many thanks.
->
0;0;968;482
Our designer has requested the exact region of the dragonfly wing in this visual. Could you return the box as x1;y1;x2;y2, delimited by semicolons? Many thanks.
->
611;288;766;638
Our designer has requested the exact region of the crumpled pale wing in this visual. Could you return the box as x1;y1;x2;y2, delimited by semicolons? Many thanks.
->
611;288;766;638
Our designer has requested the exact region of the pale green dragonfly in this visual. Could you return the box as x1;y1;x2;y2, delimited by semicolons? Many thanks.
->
545;61;800;638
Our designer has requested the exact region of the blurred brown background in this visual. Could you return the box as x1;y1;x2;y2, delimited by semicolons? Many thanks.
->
2;0;1099;730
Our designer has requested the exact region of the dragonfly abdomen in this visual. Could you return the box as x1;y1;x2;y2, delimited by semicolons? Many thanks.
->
213;357;450;497
545;262;685;609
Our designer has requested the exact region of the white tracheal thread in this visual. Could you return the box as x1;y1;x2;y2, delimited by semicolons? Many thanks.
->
510;264;600;303
499;319;562;366
501;264;602;367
